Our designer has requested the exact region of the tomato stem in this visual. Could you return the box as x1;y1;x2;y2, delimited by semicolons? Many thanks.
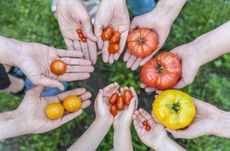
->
172;103;180;113
156;62;165;73
136;37;145;44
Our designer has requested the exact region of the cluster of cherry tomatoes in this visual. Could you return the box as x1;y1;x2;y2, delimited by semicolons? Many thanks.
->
142;120;151;131
101;26;121;53
46;96;82;120
50;59;67;75
76;28;87;43
109;89;132;116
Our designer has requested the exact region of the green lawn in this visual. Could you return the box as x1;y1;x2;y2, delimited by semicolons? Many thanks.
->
0;0;230;151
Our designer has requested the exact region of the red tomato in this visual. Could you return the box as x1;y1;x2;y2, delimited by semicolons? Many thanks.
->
109;31;121;44
76;28;82;34
110;105;118;116
102;26;113;41
142;120;148;126
109;93;118;105
145;125;151;131
108;43;120;53
123;90;132;105
116;96;124;110
141;52;182;90
50;60;67;75
81;37;87;43
127;28;158;58
78;33;84;39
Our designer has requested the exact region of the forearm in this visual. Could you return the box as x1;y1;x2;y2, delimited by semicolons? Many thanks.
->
190;21;230;67
68;118;111;151
213;111;230;138
0;36;22;66
114;126;133;151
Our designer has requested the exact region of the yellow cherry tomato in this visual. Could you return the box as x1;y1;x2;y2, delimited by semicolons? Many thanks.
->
153;90;196;130
63;96;82;112
46;103;64;120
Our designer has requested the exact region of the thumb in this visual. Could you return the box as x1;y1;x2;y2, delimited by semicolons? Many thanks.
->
95;89;103;105
32;86;44;96
128;98;136;113
82;19;97;41
166;128;195;139
173;79;187;89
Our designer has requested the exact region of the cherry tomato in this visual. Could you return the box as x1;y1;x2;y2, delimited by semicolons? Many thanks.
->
76;28;82;34
50;59;67;75
108;43;120;53
109;31;121;44
145;125;151;131
123;90;132;105
141;52;182;90
78;33;84;39
109;93;118;105
81;37;87;43
127;28;158;58
63;96;82;112
116;96;124;110
46;103;64;120
142;120;148;126
102;26;113;41
110;105;118;116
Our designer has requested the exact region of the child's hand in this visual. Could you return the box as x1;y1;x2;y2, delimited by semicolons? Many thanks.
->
113;87;138;128
94;82;119;125
132;108;168;149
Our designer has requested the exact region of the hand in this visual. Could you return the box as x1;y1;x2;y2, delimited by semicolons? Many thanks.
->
56;0;97;64
94;82;119;124
167;98;223;139
132;108;168;149
15;86;91;135
123;9;172;71
113;87;138;128
18;42;94;90
95;0;130;64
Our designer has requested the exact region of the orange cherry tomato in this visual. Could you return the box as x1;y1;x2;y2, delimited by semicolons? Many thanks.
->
63;96;82;112
109;93;118;105
78;33;84;39
123;90;132;105
109;31;121;44
76;28;82;34
82;37;87;43
50;60;67;75
46;103;64;120
110;105;118;116
116;96;124;110
102;26;113;41
145;125;151;131
108;43;120;53
142;120;148;126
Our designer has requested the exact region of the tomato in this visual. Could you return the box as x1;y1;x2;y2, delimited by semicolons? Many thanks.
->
145;125;151;131
46;103;64;120
81;37;87;43
141;52;181;90
109;93;118;105
50;60;67;75
123;90;132;105
110;105;118;116
116;96;124;110
108;43;120;53
76;28;82;34
63;96;82;112
102;26;113;41
78;33;84;39
153;90;196;130
127;28;158;58
109;31;121;44
142;120;148;126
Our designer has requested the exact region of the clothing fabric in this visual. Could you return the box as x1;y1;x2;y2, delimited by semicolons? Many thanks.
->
0;64;11;89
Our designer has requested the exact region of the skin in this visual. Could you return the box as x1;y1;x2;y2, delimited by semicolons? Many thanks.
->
132;108;185;151
0;36;94;90
142;20;230;92
124;0;187;71
0;86;91;140
56;0;97;64
95;0;130;64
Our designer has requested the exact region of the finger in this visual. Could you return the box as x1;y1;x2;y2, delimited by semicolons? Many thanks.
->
130;18;139;31
114;31;128;60
131;58;142;71
102;42;109;63
57;109;83;126
133;119;142;134
133;114;143;129
135;110;145;122
139;108;152;121
57;88;86;100
166;128;199;139
94;22;103;49
156;90;162;95
61;58;92;65
64;38;74;50
82;19;97;41
80;41;90;60
96;89;104;105
57;73;90;81
140;53;155;66
73;40;82;52
66;66;94;73
145;87;156;93
130;87;138;105
31;86;44;96
123;50;131;62
56;50;83;58
81;100;91;109
109;54;114;64
87;40;97;65
79;92;92;101
127;55;137;68
127;97;136;113
103;82;119;98
140;83;146;88
173;79;187;89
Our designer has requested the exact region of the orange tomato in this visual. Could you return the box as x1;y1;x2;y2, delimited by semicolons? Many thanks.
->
109;31;121;44
116;96;124;110
109;93;118;105
142;120;148;126
76;28;82;34
145;125;151;131
123;90;132;105
102;26;113;41
110;105;118;116
108;43;120;53
81;37;87;43
50;60;67;75
63;96;82;112
46;103;64;120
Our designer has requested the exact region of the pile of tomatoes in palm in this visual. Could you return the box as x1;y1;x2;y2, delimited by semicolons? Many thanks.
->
109;89;132;116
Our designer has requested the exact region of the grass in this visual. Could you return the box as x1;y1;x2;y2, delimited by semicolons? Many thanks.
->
0;0;230;150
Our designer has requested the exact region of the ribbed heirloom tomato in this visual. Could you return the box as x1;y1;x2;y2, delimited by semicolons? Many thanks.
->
46;103;64;120
63;96;82;112
141;52;182;90
127;28;158;58
50;60;67;75
153;90;196;130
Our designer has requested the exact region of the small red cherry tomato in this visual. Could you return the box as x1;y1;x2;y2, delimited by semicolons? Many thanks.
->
116;96;124;110
82;37;87;43
102;26;113;41
76;28;82;34
110;105;118;116
78;33;84;39
108;43;120;53
109;93;118;105
145;125;151;131
123;90;132;105
109;31;121;44
142;120;148;126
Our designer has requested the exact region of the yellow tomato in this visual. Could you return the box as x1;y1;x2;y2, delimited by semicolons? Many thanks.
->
63;96;82;112
153;90;196;130
46;103;64;120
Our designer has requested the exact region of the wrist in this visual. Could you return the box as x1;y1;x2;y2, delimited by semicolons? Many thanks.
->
212;111;230;138
95;117;113;129
151;134;169;150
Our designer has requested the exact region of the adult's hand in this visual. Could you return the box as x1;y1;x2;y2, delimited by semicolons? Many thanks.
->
94;0;130;64
56;0;97;64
